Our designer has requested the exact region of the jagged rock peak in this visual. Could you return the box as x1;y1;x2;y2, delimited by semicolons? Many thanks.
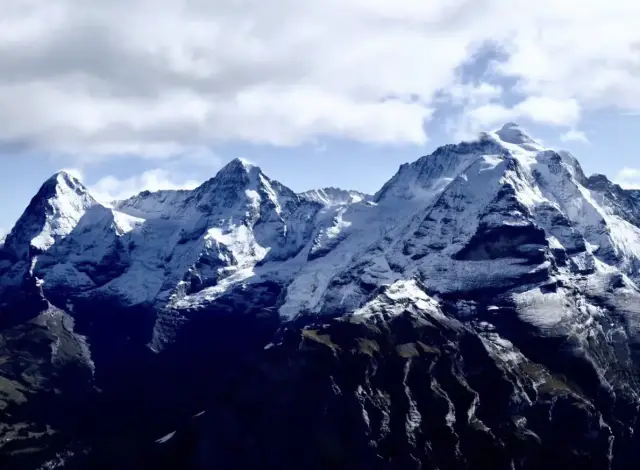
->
587;173;619;191
196;157;303;205
37;171;89;198
33;170;95;214
215;157;258;178
3;171;98;259
194;158;263;194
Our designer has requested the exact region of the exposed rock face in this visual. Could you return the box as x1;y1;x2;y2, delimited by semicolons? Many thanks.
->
84;279;640;470
2;172;98;262
1;125;640;469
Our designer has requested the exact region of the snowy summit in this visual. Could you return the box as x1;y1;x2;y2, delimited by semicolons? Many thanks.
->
2;124;640;469
2;125;639;329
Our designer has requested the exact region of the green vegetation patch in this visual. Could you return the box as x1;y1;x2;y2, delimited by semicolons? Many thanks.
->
396;343;421;358
520;361;575;396
302;329;340;352
355;339;380;356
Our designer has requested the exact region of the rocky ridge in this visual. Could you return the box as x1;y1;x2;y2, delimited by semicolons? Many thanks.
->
1;124;640;469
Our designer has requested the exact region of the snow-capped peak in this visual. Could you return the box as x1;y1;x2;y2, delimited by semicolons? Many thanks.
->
3;171;98;260
48;170;84;188
195;158;262;196
191;157;297;214
33;171;89;205
214;157;258;179
374;134;508;203
3;124;640;335
492;122;543;152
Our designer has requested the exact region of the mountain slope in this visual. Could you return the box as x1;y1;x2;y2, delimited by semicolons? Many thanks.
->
4;128;639;325
2;172;98;261
300;187;371;206
2;125;640;469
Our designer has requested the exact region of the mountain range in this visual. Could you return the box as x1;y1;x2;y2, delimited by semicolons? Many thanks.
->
1;123;640;469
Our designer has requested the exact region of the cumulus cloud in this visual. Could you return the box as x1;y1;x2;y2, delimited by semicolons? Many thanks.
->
515;97;581;127
1;0;639;158
615;168;640;190
560;129;589;144
451;96;581;140
442;82;503;109
90;169;202;202
76;149;222;201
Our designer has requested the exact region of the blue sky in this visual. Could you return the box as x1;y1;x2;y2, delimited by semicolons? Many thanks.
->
1;0;640;237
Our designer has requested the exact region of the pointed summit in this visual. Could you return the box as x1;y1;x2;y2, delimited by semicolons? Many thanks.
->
36;171;86;200
493;122;542;150
2;171;98;260
197;158;258;189
234;157;256;171
52;169;83;184
196;157;263;196
216;157;258;177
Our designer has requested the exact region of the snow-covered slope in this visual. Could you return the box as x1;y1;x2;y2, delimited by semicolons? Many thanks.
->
4;125;640;469
0;159;322;313
2;172;98;261
278;124;640;322
299;187;370;206
0;172;101;309
2;126;640;338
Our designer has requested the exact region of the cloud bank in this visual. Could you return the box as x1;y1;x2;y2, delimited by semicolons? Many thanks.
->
90;169;201;202
1;0;639;159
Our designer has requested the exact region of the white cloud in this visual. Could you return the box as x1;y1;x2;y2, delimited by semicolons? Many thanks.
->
90;169;202;202
466;104;516;129
472;97;579;127
444;82;503;107
515;97;581;127
496;2;640;110
86;150;222;202
560;129;589;144
615;168;640;189
0;0;639;157
451;96;580;140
